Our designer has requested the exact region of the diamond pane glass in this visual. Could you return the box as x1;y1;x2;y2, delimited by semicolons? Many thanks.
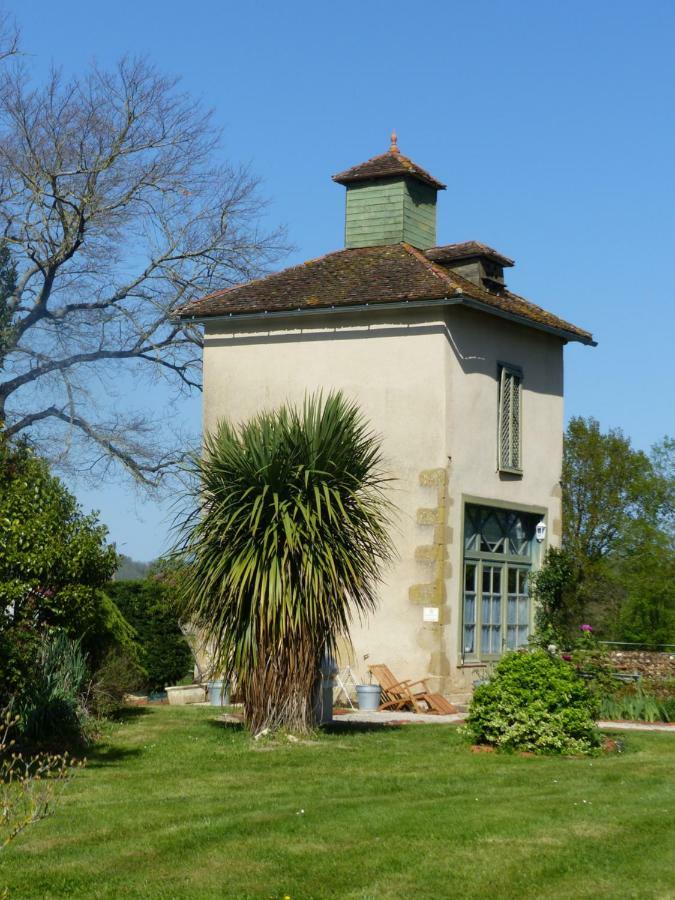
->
463;506;537;659
481;515;504;553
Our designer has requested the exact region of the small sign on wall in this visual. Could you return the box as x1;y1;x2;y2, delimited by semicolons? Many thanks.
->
423;606;439;623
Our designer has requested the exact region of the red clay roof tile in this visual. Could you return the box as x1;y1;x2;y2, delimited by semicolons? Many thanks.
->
332;149;446;190
178;243;594;344
427;241;515;268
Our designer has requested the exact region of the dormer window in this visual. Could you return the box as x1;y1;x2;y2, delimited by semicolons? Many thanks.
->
425;241;515;293
498;365;522;474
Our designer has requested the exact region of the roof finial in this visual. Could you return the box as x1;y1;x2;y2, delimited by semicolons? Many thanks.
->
390;130;398;153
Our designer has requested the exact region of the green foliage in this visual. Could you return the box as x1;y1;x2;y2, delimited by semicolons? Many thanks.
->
530;547;577;642
466;650;601;755
570;630;617;700
661;696;675;722
534;419;674;645
173;392;395;734
106;579;192;693
0;437;119;703
614;521;675;647
599;688;669;723
563;417;657;561
86;592;142;667
89;649;146;717
641;676;675;722
17;630;91;744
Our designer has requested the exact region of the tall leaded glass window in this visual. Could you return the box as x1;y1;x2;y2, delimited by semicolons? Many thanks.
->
481;565;502;656
498;365;522;473
462;503;539;661
506;567;530;650
463;562;477;655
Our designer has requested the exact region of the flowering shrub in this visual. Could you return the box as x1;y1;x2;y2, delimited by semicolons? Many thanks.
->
466;650;601;755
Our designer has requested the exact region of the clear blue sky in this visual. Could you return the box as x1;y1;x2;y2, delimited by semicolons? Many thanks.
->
13;0;675;560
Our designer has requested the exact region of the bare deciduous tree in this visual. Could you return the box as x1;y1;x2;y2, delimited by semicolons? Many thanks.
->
0;12;18;62
0;52;286;484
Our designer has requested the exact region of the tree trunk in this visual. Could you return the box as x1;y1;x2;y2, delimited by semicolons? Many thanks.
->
242;639;322;735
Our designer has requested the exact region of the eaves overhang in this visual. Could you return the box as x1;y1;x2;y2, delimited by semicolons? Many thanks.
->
178;294;596;346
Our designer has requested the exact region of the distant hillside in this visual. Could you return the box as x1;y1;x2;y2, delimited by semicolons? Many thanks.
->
115;555;156;581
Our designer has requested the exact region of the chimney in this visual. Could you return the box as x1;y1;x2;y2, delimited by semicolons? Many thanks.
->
332;134;446;250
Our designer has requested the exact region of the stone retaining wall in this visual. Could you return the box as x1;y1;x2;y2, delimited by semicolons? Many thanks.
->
607;650;675;681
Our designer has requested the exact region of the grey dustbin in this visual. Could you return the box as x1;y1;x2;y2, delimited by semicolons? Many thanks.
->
207;680;230;706
356;684;381;710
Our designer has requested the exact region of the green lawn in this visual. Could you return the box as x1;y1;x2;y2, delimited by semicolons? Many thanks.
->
2;707;674;899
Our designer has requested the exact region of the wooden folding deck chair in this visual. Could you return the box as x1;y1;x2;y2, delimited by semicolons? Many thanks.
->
368;664;457;715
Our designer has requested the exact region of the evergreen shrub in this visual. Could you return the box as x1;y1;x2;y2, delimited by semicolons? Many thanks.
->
466;650;601;755
106;580;193;692
0;436;118;707
90;649;146;717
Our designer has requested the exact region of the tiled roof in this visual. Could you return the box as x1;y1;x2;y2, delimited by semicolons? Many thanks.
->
178;243;594;344
427;241;515;268
332;149;446;190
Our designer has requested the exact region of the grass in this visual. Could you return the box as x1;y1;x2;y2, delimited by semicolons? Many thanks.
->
1;707;674;899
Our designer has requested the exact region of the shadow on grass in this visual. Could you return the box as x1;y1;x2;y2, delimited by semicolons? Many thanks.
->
204;717;403;738
322;721;403;735
85;743;145;768
108;706;152;723
205;717;245;733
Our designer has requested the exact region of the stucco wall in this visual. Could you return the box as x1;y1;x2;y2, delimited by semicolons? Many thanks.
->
202;303;564;700
441;306;564;695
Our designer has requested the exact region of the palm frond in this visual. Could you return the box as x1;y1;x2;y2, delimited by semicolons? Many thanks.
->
172;392;396;733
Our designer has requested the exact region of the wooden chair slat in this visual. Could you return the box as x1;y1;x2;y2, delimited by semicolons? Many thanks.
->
368;664;458;715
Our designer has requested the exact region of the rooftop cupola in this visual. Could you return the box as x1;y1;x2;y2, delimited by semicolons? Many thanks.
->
332;133;446;250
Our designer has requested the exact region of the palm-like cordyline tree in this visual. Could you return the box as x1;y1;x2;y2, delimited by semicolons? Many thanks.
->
174;392;395;734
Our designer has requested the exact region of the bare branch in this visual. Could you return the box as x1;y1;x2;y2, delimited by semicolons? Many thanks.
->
0;14;18;62
0;51;289;484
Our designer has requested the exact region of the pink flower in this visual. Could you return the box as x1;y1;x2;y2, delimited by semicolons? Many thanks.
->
580;623;593;633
